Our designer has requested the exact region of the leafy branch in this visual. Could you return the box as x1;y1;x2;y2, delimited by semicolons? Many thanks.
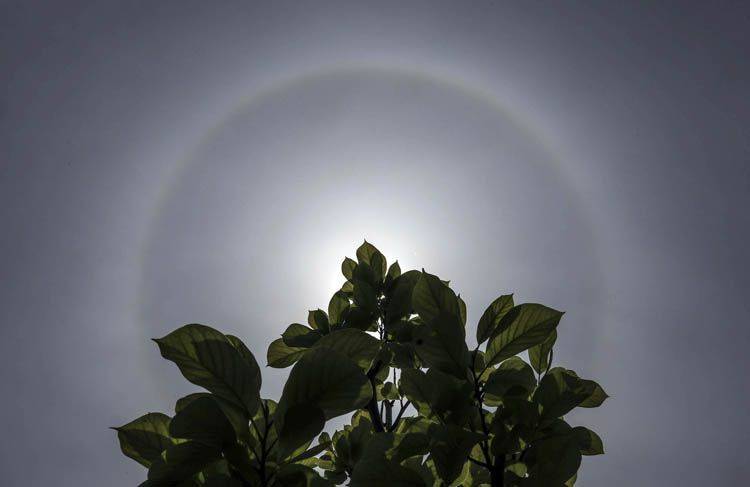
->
114;241;607;487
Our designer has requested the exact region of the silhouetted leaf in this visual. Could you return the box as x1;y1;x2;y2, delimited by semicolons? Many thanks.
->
525;433;581;485
356;241;380;267
268;338;307;368
476;294;514;345
579;382;608;408
349;432;426;487
342;257;357;280
571;426;604;455
276;463;332;487
148;441;221;483
352;279;378;313
533;368;600;419
286;437;332;465
328;291;350;325
277;348;371;455
154;324;262;417
386;261;401;282
276;403;326;459
175;392;250;446
529;329;557;374
483;356;537;403
412;311;469;379
343;305;377;331
175;393;205;413
399;368;472;424
385;270;421;324
484;304;563;367
283;323;322;348
203;477;243;487
457;294;467;327
114;413;174;468
308;309;330;334
412;271;460;323
169;395;235;448
370;252;387;284
313;328;380;369
427;424;485;484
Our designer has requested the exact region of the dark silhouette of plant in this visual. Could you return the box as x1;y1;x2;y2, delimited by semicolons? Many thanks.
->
115;242;606;486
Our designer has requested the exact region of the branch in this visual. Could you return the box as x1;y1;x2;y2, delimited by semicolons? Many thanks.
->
389;400;411;431
468;456;491;469
365;359;386;432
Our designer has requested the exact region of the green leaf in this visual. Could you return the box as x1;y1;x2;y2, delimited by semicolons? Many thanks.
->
268;337;307;368
352;279;378;313
342;257;357;280
386;261;402;282
113;412;174;468
457;294;467;327
484;304;563;368
525;433;582;484
571;426;604;455
412;271;460;323
276;463;332;487
276;403;326;459
148;441;222;483
276;348;371;454
176;392;249;444
223;442;262;484
579;382;608;408
154;324;262;416
399;368;472;424
313;328;381;370
529;329;557;375
308;309;330;334
343;305;377;332
350;432;426;487
203;477;244;487
489;417;522;455
412;312;469;379
284;323;323;348
356;241;381;266
533;368;601;419
175;393;206;413
483;356;537;403
401;457;437;487
476;294;514;345
370;252;387;284
352;262;377;287
328;291;350;325
169;395;235;448
286;438;332;465
427;424;485;484
387;341;417;369
385;270;421;325
245;399;277;461
378;382;399;401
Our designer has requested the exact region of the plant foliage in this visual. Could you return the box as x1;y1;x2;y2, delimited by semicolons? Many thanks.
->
115;241;606;486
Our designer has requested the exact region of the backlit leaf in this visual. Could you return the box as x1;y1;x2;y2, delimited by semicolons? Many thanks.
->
412;271;460;323
484;304;563;368
276;348;371;454
154;324;262;417
476;294;514;345
529;329;557;375
114;412;174;468
314;328;381;370
571;426;604;455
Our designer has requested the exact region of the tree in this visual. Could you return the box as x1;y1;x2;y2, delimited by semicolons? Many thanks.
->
115;241;606;486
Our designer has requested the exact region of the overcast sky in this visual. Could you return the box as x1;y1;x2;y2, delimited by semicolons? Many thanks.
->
2;1;749;485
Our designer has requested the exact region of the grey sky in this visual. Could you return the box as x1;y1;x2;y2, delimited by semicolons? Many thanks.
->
1;1;748;485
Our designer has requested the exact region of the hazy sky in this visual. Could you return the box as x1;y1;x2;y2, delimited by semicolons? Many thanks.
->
2;1;749;485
